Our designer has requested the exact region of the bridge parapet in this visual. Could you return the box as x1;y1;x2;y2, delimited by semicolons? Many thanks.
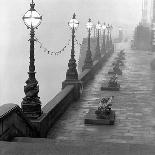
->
0;44;114;140
0;104;39;141
31;85;74;137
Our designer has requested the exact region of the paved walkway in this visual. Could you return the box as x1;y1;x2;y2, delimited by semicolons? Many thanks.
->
2;140;155;155
3;43;155;155
47;43;155;145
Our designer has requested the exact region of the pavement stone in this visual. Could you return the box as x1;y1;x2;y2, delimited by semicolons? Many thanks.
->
7;43;155;154
47;43;155;147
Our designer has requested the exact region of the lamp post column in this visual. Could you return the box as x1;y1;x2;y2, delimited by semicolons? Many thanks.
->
66;26;78;80
109;32;112;49
101;23;106;55
29;28;36;80
62;13;82;100
110;25;114;52
22;28;42;119
88;28;91;52
94;21;101;61
106;24;110;52
152;0;155;51
82;18;93;71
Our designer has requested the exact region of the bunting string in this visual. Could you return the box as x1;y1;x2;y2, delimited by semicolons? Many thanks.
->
34;36;82;56
74;37;82;47
35;37;71;56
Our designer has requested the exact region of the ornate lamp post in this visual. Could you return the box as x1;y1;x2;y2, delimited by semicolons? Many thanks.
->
118;27;123;42
82;18;93;71
152;0;155;51
101;23;106;55
94;21;101;61
62;13;81;100
21;0;42;119
106;24;111;52
93;25;96;38
109;25;113;47
65;13;79;81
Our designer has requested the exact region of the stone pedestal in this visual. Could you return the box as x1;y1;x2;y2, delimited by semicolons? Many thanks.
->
22;102;41;119
84;109;115;125
62;80;82;101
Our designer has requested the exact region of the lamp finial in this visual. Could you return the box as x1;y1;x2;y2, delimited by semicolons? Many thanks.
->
30;0;35;9
73;13;76;19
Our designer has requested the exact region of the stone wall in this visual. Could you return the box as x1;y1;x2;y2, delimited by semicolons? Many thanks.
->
31;85;75;137
0;104;39;141
0;47;114;140
79;50;113;85
31;52;112;137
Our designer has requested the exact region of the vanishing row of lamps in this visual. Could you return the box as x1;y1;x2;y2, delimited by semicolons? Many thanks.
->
21;0;113;119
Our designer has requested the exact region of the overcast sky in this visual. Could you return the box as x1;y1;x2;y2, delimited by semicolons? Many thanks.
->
0;0;151;106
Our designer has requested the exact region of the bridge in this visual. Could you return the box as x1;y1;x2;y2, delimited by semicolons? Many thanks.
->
2;0;155;154
1;39;155;154
48;43;155;144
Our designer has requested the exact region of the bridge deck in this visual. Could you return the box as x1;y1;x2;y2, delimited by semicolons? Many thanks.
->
47;44;155;145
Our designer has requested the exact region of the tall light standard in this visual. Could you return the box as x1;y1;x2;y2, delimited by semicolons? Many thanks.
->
109;25;113;48
118;27;123;42
62;13;81;100
93;25;96;38
82;18;93;71
65;13;79;81
106;24;111;52
152;0;155;51
94;21;101;61
22;0;42;119
101;22;106;55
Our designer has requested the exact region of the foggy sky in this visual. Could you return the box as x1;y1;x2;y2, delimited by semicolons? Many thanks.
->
0;0;149;106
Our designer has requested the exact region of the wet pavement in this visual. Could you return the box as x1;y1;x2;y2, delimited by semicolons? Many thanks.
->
47;43;155;145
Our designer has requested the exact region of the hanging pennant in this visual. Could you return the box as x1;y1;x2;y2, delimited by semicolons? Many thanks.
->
35;37;71;56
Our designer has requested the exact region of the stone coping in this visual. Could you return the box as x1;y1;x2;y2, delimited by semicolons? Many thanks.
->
0;104;20;119
42;85;74;114
0;103;39;138
78;69;90;80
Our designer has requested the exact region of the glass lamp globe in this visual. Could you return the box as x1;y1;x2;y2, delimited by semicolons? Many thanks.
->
86;18;93;30
23;5;42;29
68;13;79;29
107;24;111;31
119;27;122;31
96;21;101;30
102;23;106;30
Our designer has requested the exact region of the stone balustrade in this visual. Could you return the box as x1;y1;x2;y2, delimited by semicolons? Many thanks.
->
0;104;39;141
31;85;75;137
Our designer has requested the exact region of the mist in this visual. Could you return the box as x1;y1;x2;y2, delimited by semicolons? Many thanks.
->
0;0;145;106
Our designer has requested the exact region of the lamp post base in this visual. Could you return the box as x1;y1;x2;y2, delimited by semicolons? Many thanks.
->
101;48;106;56
21;79;42;119
21;101;42;119
93;46;101;61
82;62;93;71
62;80;82;101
